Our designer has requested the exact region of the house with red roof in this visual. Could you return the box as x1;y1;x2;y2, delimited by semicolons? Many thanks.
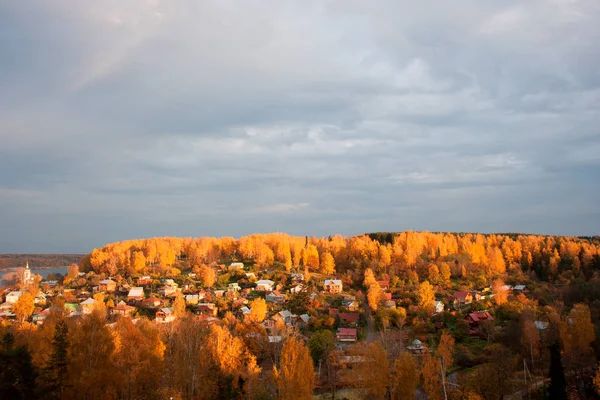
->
336;327;357;342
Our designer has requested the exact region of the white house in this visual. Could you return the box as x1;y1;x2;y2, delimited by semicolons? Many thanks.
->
230;262;244;269
6;291;22;304
290;284;306;294
127;287;145;301
434;301;445;314
256;280;275;291
324;279;343;294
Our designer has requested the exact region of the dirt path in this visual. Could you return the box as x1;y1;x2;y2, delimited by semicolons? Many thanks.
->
360;293;377;342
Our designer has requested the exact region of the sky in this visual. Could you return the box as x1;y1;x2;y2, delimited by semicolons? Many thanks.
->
1;0;599;253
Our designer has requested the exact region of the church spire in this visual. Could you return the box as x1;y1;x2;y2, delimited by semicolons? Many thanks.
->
26;260;30;269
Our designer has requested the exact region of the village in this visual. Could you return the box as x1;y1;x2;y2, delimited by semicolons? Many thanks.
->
1;231;599;399
0;259;540;378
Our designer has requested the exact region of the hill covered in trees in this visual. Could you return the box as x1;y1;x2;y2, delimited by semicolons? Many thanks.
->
81;231;600;285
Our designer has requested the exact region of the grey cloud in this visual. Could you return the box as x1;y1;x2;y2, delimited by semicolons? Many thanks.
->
1;0;599;252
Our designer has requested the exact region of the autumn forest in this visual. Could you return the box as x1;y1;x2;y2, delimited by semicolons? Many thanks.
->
2;231;600;400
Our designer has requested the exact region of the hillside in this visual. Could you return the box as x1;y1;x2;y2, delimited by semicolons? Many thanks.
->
0;254;83;270
81;231;600;284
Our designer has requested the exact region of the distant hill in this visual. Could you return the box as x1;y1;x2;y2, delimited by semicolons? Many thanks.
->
0;254;83;270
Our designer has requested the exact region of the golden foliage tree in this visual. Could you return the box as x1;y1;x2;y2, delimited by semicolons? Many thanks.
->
352;342;389;400
13;292;35;323
560;303;596;368
173;293;186;318
274;337;314;400
391;352;418;400
249;297;267;323
198;265;216;288
492;279;508;306
367;283;382;312
418;281;435;314
320;252;336;275
422;332;454;400
302;244;320;270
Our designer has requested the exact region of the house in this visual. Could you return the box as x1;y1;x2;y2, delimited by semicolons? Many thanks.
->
266;292;287;304
240;306;252;321
384;300;396;309
196;314;219;325
534;321;549;330
32;308;52;325
513;285;527;293
137;276;152;285
452;291;473;308
342;295;359;311
213;290;225;298
127;287;145;302
338;312;360;326
195;303;217;317
111;301;136;317
324;279;343;294
290;273;304;284
185;294;200;305
159;279;179;296
434;301;445;314
230;262;244;270
255;280;275;292
6;291;22;304
290;284;306;294
336;328;357;342
407;339;428;354
99;279;117;293
272;310;294;325
228;283;241;292
142;297;162;309
80;298;97;314
377;280;390;290
245;272;256;280
470;291;483;302
465;311;494;327
34;291;47;306
155;308;176;323
295;314;310;328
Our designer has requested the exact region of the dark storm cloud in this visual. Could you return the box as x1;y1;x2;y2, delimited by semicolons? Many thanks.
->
1;0;599;252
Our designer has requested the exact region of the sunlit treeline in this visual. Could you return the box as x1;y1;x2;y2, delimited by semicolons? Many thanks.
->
0;311;313;400
82;232;600;282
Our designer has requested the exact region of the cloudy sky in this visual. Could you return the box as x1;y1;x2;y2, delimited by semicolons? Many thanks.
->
1;0;599;253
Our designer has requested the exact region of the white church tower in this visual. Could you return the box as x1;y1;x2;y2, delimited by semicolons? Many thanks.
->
22;260;33;287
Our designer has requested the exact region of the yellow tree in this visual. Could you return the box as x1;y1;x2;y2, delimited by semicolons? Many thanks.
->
274;337;315;400
352;342;389;400
173;293;186;318
320;252;336;275
560;303;596;368
13;292;35;323
391;352;419;400
201;324;261;398
422;332;454;400
364;268;377;287
428;264;440;284
198;265;216;288
66;311;117;399
367;283;382;312
249;297;267;323
379;245;392;267
111;318;165;399
418;281;435;314
439;263;451;285
303;245;320;270
492;279;508;306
